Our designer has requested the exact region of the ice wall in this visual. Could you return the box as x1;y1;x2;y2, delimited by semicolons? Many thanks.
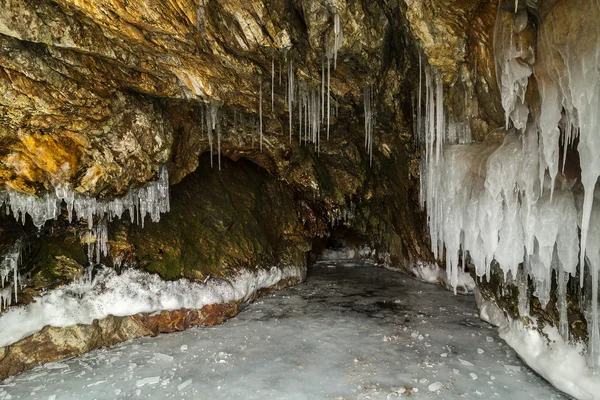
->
418;0;600;373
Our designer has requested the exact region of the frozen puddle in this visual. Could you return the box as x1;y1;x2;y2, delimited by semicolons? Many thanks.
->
0;262;569;399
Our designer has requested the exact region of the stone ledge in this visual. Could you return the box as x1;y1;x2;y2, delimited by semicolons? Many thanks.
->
0;274;303;381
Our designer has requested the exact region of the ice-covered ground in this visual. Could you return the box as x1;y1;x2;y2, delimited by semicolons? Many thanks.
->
0;261;569;400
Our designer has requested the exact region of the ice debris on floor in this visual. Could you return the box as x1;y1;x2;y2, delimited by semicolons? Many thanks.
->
0;262;569;400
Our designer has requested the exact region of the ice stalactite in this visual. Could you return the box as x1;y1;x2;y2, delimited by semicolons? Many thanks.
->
217;117;222;170
288;58;294;143
0;167;170;232
0;239;22;308
196;0;206;35
363;85;375;165
295;82;323;150
327;57;331;140
493;6;532;133
332;12;343;71
419;0;600;373
83;218;110;281
321;59;325;124
205;102;220;169
259;77;263;152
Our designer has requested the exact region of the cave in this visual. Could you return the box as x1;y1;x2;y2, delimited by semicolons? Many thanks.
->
0;0;599;398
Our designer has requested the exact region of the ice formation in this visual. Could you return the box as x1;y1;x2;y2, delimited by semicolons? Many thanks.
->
332;12;343;71
0;264;305;349
288;58;295;142
0;167;169;307
204;102;220;169
478;291;600;400
1;166;170;231
364;85;375;165
282;56;336;152
419;0;600;373
282;12;343;147
0;239;22;309
259;77;263;152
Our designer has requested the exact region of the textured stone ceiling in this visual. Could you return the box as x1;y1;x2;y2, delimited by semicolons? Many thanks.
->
0;0;503;198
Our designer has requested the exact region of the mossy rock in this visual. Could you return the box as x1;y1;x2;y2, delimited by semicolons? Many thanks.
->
113;154;310;281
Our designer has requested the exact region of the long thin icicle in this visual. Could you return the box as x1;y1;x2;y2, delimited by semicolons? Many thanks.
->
259;77;263;152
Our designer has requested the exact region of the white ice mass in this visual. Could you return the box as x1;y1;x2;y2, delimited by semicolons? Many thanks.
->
418;0;600;393
0;265;305;349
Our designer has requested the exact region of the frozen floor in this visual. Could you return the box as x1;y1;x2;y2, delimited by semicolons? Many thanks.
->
0;261;570;400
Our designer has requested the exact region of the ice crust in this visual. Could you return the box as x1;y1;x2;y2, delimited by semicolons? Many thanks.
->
0;265;305;349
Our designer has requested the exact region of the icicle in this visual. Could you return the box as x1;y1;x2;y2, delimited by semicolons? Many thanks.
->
327;57;331;140
196;1;206;35
417;53;422;143
321;59;325;123
217;116;222;170
206;103;214;168
259;77;263;152
288;59;294;143
298;84;303;145
0;239;22;306
364;85;375;166
1;166;169;232
333;12;343;70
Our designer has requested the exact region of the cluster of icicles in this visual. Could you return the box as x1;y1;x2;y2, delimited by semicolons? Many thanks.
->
419;0;600;372
0;239;22;309
0;167;170;307
199;10;375;168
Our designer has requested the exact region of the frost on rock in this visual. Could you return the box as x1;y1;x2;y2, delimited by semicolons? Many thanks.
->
418;0;600;375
